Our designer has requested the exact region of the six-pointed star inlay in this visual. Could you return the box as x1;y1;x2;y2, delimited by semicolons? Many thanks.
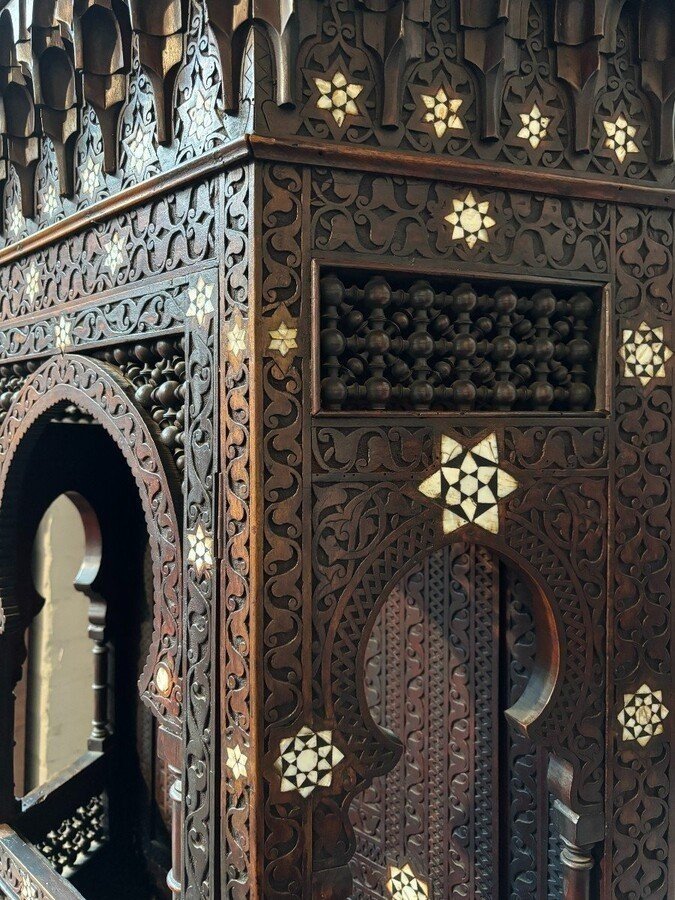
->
418;433;518;535
386;862;429;900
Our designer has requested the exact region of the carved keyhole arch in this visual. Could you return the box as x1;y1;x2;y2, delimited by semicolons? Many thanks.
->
308;487;575;890
350;537;559;898
0;353;183;731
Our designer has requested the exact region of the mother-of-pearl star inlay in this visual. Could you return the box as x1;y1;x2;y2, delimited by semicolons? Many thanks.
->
619;322;672;386
418;433;518;535
618;684;669;746
445;191;496;248
386;862;429;899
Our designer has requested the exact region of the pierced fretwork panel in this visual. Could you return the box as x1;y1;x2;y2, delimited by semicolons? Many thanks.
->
350;544;557;899
320;273;600;413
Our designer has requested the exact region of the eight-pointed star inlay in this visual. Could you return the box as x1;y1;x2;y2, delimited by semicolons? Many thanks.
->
418;433;518;535
619;321;672;386
386;862;429;900
445;191;496;248
275;726;344;798
618;684;669;746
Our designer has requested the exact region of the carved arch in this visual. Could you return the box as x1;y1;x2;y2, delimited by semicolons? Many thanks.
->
127;0;185;143
324;507;563;776
0;9;37;210
0;353;183;731
74;0;131;170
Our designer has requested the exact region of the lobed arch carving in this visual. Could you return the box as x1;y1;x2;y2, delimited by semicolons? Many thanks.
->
304;458;606;885
0;352;183;731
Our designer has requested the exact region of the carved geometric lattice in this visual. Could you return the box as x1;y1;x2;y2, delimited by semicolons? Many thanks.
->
320;273;599;412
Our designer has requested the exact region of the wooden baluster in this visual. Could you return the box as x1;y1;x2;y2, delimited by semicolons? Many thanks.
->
167;765;182;895
87;596;110;752
560;836;595;900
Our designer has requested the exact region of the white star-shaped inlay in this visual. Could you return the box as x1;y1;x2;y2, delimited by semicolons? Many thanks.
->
603;114;639;163
186;276;215;326
418;433;518;535
187;87;217;140
618;684;669;746
275;726;344;798
445;191;496;248
105;232;125;277
42;182;59;217
226;745;248;781
25;262;40;302
187;522;214;578
269;320;298;357
386;862;429;900
54;314;71;352
80;154;101;197
421;87;463;137
7;204;23;239
126;125;155;177
619;322;672;386
315;71;363;127
227;317;247;358
518;103;551;149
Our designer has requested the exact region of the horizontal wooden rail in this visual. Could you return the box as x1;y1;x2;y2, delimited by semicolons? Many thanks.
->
18;751;105;843
0;825;85;899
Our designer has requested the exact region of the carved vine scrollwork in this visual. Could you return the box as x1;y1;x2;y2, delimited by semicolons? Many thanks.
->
0;282;188;363
610;205;673;900
311;169;610;275
219;165;253;897
0;180;216;324
260;162;307;896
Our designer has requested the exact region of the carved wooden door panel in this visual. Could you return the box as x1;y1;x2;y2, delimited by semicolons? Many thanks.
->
350;543;556;899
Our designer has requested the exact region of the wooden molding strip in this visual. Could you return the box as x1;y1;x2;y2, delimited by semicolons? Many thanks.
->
0;133;672;267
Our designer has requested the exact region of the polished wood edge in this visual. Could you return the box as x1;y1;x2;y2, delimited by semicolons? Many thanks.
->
0;132;671;269
247;134;675;209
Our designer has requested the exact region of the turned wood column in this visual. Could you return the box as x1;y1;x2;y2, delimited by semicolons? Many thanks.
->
561;836;595;900
87;595;110;753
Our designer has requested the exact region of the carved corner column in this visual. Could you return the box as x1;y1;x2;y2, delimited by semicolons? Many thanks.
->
549;756;603;900
229;155;353;897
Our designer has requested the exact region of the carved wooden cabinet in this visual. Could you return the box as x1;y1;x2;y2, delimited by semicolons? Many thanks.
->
0;1;671;899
